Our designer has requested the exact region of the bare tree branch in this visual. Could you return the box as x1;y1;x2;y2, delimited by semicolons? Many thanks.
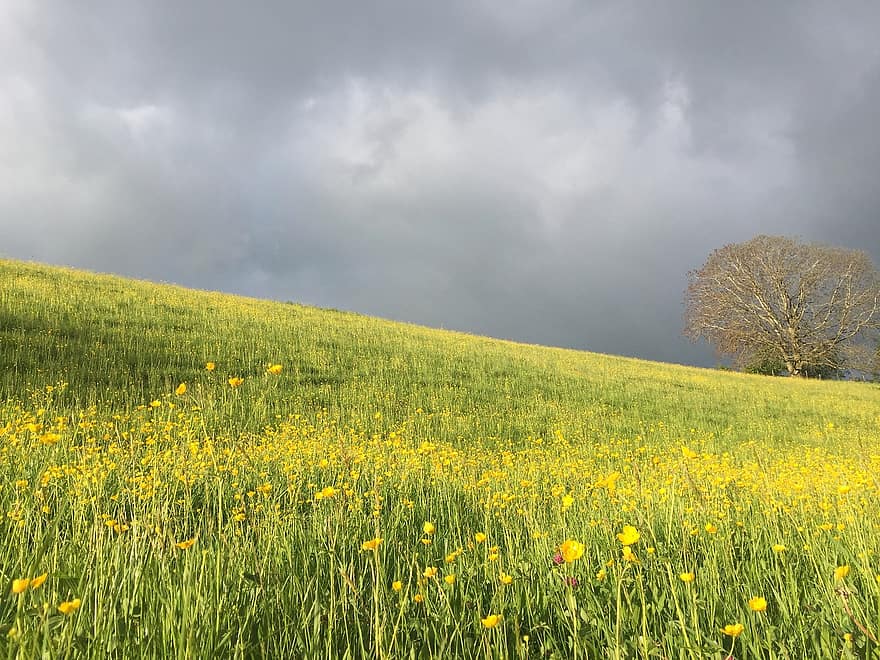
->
684;235;880;377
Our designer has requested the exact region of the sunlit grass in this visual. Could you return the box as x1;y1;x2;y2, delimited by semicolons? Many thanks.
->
1;258;880;657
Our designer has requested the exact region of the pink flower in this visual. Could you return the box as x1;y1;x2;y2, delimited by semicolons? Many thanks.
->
552;553;564;565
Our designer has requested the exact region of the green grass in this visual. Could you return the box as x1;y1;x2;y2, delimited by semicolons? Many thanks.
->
1;257;880;658
2;259;877;447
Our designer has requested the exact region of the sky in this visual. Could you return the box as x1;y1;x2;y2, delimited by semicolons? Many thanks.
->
2;2;879;367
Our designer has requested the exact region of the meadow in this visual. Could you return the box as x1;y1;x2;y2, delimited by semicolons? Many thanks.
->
1;258;880;658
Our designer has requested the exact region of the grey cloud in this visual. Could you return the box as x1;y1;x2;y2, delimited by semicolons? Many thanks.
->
1;1;879;367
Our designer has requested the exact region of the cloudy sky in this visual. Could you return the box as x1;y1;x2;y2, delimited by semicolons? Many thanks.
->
2;1;879;366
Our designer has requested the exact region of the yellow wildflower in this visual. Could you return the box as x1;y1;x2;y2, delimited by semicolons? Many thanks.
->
392;581;403;592
175;383;187;396
361;537;383;551
228;377;244;388
11;579;29;595
58;598;82;615
175;537;196;550
205;362;216;371
679;572;695;583
474;532;487;543
481;614;501;629
834;565;850;581
559;539;585;563
617;525;640;546
30;573;48;589
748;596;767;612
621;546;638;563
267;364;283;375
423;521;435;535
721;623;744;637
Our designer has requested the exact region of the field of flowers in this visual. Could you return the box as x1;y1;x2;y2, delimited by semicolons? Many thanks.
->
2;260;880;658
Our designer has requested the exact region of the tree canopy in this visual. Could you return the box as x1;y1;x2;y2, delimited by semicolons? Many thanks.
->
684;235;880;377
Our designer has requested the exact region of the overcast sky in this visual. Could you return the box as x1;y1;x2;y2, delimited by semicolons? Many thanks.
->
2;2;879;366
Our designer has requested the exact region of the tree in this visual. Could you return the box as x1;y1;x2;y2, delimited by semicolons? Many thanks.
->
684;235;880;377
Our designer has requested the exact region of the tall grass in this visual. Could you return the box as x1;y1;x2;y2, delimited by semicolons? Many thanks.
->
1;258;879;658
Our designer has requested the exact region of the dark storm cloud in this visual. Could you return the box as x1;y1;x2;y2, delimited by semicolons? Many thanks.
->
2;1;879;366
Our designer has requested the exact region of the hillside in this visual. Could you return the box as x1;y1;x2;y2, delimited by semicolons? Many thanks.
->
2;259;878;449
3;258;880;657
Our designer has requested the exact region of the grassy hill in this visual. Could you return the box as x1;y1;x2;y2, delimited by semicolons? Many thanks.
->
2;258;880;658
2;259;878;448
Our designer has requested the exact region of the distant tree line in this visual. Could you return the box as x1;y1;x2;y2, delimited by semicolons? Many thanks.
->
684;235;880;379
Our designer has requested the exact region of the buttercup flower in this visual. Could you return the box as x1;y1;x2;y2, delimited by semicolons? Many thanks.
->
617;525;640;546
58;598;82;615
748;596;767;612
721;623;744;637
481;614;501;629
559;539;585;563
361;537;383;551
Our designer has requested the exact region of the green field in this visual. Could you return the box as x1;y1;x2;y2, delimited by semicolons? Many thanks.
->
2;258;880;658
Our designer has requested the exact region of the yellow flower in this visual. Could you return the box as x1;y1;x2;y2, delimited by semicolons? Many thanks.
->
58;598;82;615
596;569;607;581
267;364;283;375
621;546;638;563
413;594;424;603
721;623;744;637
704;523;718;534
149;400;161;408
423;521;435;535
30;573;48;589
834;565;850;581
772;544;786;553
205;362;216;371
474;532;487;543
499;572;513;585
679;572;695;583
421;538;433;546
38;432;61;445
320;486;336;498
444;574;456;585
487;552;499;561
617;525;640;546
392;581;403;592
748;596;767;612
481;614;501;629
423;566;438;579
559;539;585;563
228;377;244;388
11;578;29;594
361;537;383;551
561;494;574;509
681;446;698;459
175;537;196;550
175;383;187;396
